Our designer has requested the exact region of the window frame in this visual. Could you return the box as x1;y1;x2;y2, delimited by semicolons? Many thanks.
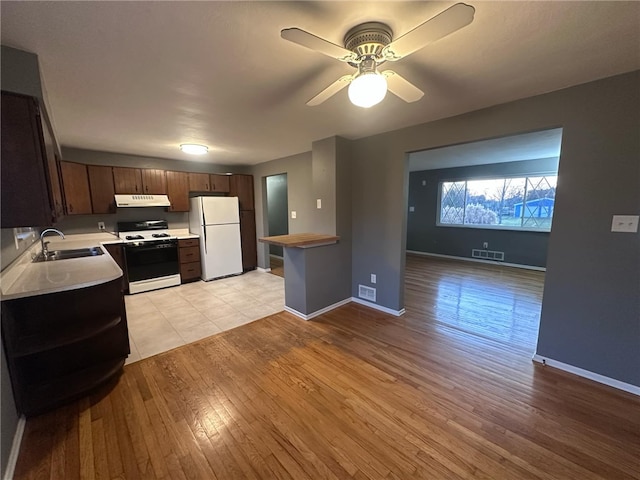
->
436;172;557;233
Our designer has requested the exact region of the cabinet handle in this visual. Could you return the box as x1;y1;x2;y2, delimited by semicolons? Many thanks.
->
206;183;209;190
69;204;73;213
145;185;149;192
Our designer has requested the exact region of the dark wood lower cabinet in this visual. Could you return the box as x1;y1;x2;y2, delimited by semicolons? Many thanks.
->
178;238;201;283
103;243;129;292
1;278;129;416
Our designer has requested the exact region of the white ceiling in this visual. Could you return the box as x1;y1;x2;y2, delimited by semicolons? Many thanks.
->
2;1;639;167
408;127;562;171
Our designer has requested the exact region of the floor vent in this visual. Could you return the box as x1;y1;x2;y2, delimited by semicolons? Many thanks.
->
472;249;505;261
358;285;376;302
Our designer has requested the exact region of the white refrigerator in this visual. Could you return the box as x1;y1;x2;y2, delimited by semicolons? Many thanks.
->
189;196;243;280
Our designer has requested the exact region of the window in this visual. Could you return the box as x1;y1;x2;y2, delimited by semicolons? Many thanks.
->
438;175;557;231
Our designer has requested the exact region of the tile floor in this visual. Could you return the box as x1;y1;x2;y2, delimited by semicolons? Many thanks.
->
124;270;285;363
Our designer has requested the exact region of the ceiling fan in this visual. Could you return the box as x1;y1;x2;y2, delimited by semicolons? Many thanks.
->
281;3;475;108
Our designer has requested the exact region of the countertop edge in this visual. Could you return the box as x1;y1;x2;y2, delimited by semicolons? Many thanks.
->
1;234;124;301
259;233;340;248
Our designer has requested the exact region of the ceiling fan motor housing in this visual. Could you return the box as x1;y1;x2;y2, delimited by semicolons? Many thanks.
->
344;22;393;66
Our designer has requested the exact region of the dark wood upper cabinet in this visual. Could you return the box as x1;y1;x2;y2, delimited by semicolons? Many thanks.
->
141;169;167;194
188;172;210;192
210;174;230;193
87;165;116;214
59;161;92;215
112;167;143;194
166;171;190;212
1;91;63;227
229;174;254;210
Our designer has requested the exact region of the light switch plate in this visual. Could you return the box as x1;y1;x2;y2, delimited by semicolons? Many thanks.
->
370;274;376;284
291;211;297;219
409;206;415;212
611;215;639;233
317;199;322;209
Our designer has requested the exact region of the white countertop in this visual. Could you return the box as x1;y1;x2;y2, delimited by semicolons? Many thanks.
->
0;233;124;301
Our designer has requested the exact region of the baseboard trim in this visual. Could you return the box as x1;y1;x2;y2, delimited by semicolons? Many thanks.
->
407;250;546;272
284;298;352;321
256;267;271;273
351;297;406;317
532;354;640;396
3;415;26;480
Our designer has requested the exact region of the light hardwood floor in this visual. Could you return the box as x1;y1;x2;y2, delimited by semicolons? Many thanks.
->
13;256;640;479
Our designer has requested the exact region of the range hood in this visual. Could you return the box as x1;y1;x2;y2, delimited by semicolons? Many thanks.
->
114;194;171;208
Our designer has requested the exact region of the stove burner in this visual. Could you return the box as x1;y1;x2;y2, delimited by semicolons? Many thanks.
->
152;233;170;238
126;235;144;240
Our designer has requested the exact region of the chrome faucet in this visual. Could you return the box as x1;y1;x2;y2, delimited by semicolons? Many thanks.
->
40;228;65;259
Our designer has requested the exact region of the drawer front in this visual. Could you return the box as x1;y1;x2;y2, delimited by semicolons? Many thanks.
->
180;262;201;282
178;238;199;248
179;246;200;264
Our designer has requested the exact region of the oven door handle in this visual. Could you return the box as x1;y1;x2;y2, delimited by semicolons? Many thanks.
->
125;244;177;253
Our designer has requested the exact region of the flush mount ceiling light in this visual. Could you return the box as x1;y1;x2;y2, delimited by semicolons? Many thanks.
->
280;3;475;107
180;144;208;155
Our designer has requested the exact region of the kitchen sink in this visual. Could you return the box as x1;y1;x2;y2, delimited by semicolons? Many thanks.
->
33;246;104;262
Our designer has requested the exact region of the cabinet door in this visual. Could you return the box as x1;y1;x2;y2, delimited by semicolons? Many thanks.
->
189;172;210;192
103;243;129;292
87;165;115;214
166;171;190;212
60;161;92;215
239;210;257;270
141;169;167;194
113;167;143;193
42;124;64;221
210;174;230;193
1;92;55;227
229;174;254;210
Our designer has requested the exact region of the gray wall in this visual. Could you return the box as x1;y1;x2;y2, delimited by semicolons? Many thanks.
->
350;70;639;386
265;174;288;257
251;151;314;269
283;136;353;315
1;46;42;477
407;157;558;267
1;46;42;99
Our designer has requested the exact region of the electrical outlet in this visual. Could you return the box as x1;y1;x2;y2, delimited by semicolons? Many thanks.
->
98;222;106;231
409;206;415;212
370;273;376;284
611;215;639;233
291;211;297;219
483;241;489;249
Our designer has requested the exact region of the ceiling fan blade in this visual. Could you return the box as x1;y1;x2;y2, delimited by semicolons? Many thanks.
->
384;3;475;60
382;71;424;103
307;75;353;106
281;28;357;63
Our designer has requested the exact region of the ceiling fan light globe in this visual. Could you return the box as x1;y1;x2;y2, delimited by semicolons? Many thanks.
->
348;73;387;108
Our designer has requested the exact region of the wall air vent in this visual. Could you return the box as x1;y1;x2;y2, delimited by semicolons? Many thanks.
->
472;249;505;261
358;284;376;302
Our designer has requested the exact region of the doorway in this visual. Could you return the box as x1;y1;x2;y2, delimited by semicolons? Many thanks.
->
265;173;288;277
404;128;563;351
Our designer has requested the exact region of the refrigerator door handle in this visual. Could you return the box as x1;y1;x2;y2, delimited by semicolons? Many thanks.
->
201;201;208;254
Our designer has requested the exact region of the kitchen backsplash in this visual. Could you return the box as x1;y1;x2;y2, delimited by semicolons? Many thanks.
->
1;227;38;271
54;209;189;235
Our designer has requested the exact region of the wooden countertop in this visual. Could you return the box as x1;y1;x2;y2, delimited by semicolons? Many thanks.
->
259;233;339;248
